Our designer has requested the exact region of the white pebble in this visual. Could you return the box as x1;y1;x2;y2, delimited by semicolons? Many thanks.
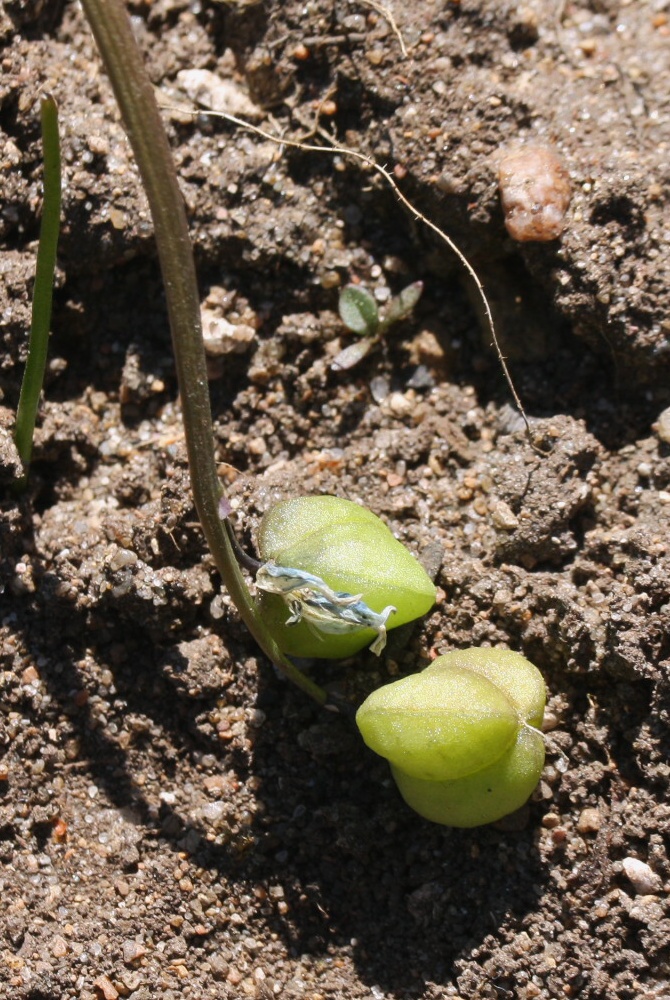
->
622;856;663;895
176;69;262;119
489;499;519;530
654;406;670;444
201;309;257;357
201;801;226;823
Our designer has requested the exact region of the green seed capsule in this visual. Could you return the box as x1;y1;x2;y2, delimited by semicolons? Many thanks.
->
391;725;546;828
257;495;436;659
356;648;546;827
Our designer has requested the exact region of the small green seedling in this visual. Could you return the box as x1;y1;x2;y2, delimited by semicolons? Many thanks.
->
255;495;436;658
356;648;546;827
332;281;423;371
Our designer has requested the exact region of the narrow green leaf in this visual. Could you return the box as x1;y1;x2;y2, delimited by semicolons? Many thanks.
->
331;337;375;371
14;95;62;486
338;285;379;336
379;280;423;330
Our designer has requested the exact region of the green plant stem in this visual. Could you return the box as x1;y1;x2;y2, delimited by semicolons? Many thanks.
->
14;95;61;486
79;0;327;706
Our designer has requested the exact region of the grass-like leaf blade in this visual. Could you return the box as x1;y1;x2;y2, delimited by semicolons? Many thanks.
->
14;95;61;487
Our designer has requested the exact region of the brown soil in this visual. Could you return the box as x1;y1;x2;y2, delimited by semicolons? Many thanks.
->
1;2;669;999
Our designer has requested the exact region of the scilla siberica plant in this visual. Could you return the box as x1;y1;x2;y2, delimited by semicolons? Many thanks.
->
78;0;547;828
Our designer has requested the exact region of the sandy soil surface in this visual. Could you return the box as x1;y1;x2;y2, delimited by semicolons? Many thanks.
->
1;1;669;998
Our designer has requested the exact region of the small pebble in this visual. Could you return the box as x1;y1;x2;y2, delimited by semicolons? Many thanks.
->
201;801;226;823
370;375;390;403
122;940;148;965
21;665;39;686
320;270;341;289
654;405;670;444
386;392;414;418
227;967;244;986
247;436;267;456
201;310;257;357
291;43;310;61
577;807;602;833
622;856;663;895
93;976;119;1000
51;935;69;957
489;499;519;530
176;69;261;119
498;144;571;242
542;710;559;732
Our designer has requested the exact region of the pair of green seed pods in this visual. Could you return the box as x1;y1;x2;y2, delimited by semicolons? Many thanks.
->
256;495;546;828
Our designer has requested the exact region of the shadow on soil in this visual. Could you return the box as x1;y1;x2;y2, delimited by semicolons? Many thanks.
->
9;545;548;998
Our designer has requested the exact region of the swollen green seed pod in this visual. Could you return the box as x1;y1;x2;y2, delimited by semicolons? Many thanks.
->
256;495;436;659
356;648;546;827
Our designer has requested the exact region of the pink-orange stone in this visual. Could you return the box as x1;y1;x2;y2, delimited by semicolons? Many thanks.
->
499;145;571;242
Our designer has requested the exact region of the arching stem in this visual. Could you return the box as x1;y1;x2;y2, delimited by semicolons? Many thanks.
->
79;0;328;707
